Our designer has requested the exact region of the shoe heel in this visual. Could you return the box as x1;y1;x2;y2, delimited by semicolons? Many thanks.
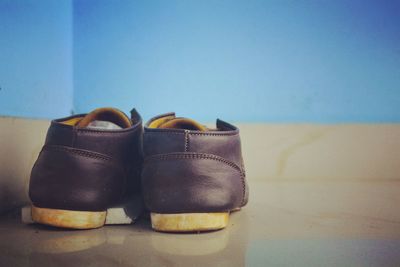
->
31;205;106;229
150;212;229;232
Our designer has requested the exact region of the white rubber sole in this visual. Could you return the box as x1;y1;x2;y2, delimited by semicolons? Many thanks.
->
150;212;229;232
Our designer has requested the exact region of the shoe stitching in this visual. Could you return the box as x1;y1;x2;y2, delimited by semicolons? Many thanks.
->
145;128;238;136
43;145;113;162
184;130;189;152
144;130;185;135
188;132;239;137
145;153;246;205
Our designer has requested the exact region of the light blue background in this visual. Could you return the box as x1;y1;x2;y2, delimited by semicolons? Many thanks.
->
1;0;399;122
0;0;73;118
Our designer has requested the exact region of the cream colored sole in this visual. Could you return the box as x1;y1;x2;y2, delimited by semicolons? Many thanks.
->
31;205;106;229
150;212;229;232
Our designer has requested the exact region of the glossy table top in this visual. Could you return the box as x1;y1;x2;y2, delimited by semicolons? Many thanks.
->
1;180;400;267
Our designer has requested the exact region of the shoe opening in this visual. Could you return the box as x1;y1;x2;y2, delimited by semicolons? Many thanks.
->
60;108;132;129
150;117;206;131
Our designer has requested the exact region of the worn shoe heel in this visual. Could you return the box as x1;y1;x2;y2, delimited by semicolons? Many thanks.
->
150;212;229;232
31;205;106;229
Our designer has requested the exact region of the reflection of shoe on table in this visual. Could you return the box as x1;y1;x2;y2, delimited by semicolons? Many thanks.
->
150;228;230;256
28;107;143;229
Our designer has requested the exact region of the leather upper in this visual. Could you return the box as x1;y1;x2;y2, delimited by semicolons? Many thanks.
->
142;113;249;213
29;109;143;211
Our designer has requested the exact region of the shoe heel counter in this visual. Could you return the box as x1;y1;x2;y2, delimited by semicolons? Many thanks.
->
141;152;246;213
29;145;126;211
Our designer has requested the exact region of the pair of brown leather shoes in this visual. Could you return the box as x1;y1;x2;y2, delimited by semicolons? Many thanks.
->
29;108;249;232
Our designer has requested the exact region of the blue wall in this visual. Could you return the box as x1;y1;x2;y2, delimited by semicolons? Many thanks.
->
1;0;400;122
73;0;400;122
0;0;73;118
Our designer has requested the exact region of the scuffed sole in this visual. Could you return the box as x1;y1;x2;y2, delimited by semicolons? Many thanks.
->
151;212;229;232
31;205;106;229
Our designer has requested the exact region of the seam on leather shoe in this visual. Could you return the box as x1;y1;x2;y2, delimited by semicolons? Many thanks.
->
184;130;189;152
145;152;241;171
145;129;238;136
42;145;115;162
144;128;239;136
144;152;247;205
144;130;186;135
188;131;239;137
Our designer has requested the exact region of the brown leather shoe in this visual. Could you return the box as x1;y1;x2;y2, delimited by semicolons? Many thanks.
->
29;108;143;229
142;112;249;232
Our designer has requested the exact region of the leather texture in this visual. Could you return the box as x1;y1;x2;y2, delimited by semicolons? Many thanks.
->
29;109;143;211
142;113;249;213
